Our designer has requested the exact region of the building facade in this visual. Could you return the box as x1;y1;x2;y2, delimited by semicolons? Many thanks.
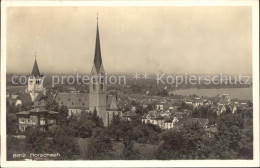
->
89;21;108;124
26;58;46;102
16;107;58;132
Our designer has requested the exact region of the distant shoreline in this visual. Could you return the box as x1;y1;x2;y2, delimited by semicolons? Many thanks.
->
170;87;253;101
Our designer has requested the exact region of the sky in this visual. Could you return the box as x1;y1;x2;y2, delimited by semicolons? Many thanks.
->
6;6;252;75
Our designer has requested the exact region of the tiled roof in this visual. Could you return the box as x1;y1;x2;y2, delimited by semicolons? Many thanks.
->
123;111;138;117
16;111;30;115
31;59;41;76
94;23;102;73
17;108;58;116
17;91;53;106
205;126;218;133
164;118;173;123
54;92;89;110
34;93;46;102
17;93;33;105
142;111;164;119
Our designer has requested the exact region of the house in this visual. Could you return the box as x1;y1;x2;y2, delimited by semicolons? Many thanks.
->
205;126;218;138
217;104;237;115
16;106;58;132
185;98;193;105
155;104;164;110
192;98;204;108
163;117;179;129
142;111;164;128
218;94;231;106
159;110;172;117
122;111;138;121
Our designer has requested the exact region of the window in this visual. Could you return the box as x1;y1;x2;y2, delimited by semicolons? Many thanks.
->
68;98;70;101
79;99;81;101
100;78;104;90
40;118;46;125
83;103;85;105
32;119;36;125
20;119;25;124
72;103;74;105
93;79;96;90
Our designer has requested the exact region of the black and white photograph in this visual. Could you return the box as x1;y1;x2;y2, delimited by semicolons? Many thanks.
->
1;0;259;167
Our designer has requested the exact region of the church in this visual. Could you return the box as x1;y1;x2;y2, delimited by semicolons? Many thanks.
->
14;18;121;127
54;19;122;126
15;56;53;108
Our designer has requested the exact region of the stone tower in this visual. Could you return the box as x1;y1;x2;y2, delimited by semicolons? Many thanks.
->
27;57;45;102
89;20;108;126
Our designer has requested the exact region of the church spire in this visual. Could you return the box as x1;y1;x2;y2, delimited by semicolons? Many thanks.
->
94;14;103;73
31;52;40;76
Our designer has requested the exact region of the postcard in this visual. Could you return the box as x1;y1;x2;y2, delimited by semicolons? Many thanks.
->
1;0;259;167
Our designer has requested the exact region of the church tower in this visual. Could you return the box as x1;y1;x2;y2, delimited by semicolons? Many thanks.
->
27;56;45;102
89;18;108;126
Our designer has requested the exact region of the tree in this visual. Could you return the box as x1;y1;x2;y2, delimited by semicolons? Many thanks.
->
238;128;253;159
57;105;69;126
68;112;103;138
155;123;206;159
178;101;193;111
7;113;18;135
25;125;79;160
204;112;252;159
25;126;53;154
51;125;80;160
84;128;114;160
122;137;139;160
157;89;169;97
107;115;125;141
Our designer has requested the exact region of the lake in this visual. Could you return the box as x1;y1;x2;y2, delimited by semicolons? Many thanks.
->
170;88;252;100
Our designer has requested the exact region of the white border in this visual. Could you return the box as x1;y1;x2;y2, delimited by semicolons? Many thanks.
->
1;0;259;167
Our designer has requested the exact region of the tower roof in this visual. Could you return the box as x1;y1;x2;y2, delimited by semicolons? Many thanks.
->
94;22;103;73
31;59;41;76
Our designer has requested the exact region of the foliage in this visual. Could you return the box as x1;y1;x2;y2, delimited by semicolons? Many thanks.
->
25;126;53;154
25;125;79;160
84;128;114;160
191;106;218;124
68;112;103;138
7;113;18;135
122;138;140;160
157;89;169;97
57;105;69;126
51;125;80;160
178;101;193;111
6;101;20;113
155;123;205;159
201;112;253;159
